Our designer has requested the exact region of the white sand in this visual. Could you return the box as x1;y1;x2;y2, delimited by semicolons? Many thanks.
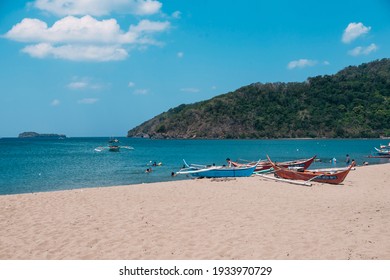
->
0;164;389;259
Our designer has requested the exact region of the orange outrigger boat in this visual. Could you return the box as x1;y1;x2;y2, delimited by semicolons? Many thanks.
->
267;156;355;185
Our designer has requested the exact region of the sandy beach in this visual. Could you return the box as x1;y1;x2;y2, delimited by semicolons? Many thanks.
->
0;163;389;260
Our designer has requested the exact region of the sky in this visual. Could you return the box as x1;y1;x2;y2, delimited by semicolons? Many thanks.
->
1;0;390;137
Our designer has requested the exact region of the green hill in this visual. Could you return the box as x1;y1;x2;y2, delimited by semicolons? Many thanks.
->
128;58;390;139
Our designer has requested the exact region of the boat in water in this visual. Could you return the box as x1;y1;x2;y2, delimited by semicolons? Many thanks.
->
94;138;134;152
267;156;355;185
176;159;259;178
374;146;390;155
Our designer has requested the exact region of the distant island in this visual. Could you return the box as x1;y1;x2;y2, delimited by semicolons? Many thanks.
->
18;132;66;139
128;58;390;139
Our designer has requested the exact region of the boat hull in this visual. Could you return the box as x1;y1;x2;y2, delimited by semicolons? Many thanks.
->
274;168;352;184
231;155;316;172
267;156;354;185
108;146;120;152
188;166;256;178
374;147;390;155
177;162;257;178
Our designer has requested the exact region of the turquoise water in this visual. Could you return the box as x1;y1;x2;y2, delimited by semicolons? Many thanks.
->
0;137;388;195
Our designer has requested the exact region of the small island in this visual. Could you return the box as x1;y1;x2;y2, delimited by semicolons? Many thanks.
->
18;132;66;139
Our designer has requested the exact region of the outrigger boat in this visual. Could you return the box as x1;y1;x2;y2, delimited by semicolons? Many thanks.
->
374;147;390;155
94;138;134;152
176;159;259;178
266;156;355;185
230;155;316;173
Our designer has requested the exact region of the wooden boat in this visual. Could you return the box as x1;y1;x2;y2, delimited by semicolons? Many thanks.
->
267;156;354;185
176;160;258;178
108;145;120;152
94;138;134;152
230;155;316;172
374;147;390;155
368;154;390;158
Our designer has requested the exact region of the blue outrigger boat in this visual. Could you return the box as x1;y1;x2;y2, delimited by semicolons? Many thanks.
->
176;160;258;178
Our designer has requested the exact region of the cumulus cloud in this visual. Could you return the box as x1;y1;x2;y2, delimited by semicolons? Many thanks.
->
5;16;168;44
33;0;162;17
287;59;317;69
177;52;184;58
128;81;135;87
348;43;378;56
23;43;128;61
5;15;170;61
342;22;371;44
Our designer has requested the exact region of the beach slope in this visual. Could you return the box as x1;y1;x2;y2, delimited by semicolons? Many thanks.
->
0;164;389;259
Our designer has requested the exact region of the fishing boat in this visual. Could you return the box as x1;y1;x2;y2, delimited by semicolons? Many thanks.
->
94;138;134;152
176;160;259;178
374;147;390;155
267;156;354;185
108;144;120;152
230;155;316;173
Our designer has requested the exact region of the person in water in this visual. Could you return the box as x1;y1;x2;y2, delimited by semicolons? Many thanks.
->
345;154;351;165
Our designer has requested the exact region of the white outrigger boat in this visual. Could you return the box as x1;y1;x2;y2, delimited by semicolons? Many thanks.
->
176;159;259;178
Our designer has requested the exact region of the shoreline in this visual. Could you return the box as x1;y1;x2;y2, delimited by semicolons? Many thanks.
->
1;161;389;197
1;163;389;260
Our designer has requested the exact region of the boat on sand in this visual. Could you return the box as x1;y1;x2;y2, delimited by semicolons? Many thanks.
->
230;155;316;173
176;160;258;178
267;156;355;185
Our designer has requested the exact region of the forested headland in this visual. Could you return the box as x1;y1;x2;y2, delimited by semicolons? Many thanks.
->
128;59;390;139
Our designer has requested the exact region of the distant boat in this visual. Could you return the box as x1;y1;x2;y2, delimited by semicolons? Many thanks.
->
176;159;258;178
94;138;134;152
108;144;120;152
108;138;119;143
267;156;354;185
230;155;316;172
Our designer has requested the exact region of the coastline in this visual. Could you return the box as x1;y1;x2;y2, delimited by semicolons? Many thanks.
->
0;163;389;260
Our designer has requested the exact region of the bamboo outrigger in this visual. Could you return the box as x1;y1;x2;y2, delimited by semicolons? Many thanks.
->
266;156;355;185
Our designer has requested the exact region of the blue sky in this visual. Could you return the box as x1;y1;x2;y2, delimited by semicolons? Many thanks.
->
1;0;389;137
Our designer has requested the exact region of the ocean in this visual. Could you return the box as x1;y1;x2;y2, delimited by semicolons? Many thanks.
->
0;137;388;195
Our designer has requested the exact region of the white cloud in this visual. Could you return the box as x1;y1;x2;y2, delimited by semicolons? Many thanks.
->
67;77;104;89
23;43;128;61
128;81;135;87
180;88;200;93
323;60;330;65
129;19;170;33
348;43;378;56
342;22;371;44
51;99;60;106
33;0;162;17
5;16;170;44
172;11;181;19
5;15;170;61
77;98;99;104
177;51;184;58
287;59;317;69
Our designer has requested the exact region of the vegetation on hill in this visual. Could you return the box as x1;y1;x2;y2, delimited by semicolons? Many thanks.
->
18;132;66;138
128;59;390;139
